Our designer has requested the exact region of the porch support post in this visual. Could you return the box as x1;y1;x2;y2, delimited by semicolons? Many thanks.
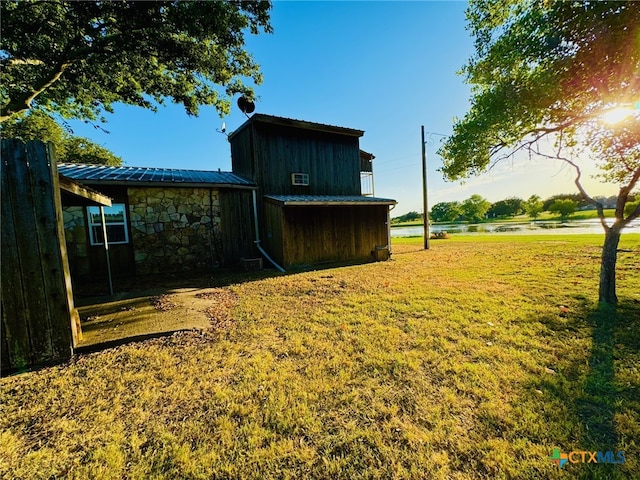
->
99;206;114;295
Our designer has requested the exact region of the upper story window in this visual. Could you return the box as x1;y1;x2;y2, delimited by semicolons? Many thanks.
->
87;204;129;245
291;173;310;186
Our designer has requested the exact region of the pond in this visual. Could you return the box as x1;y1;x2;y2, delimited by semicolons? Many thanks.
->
390;218;640;237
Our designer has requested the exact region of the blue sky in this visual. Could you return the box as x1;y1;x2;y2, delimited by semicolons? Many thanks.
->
66;1;620;216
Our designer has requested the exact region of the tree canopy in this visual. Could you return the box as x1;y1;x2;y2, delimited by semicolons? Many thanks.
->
461;195;491;223
431;201;463;223
524;195;543;219
438;1;639;213
0;1;272;123
487;197;524;218
1;111;122;165
547;199;578;220
438;0;640;304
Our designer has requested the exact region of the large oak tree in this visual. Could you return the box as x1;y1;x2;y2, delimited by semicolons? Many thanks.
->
0;1;272;124
439;0;640;304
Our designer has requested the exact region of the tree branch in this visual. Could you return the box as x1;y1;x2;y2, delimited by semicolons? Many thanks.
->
2;60;73;121
1;26;148;123
527;135;610;230
0;58;45;66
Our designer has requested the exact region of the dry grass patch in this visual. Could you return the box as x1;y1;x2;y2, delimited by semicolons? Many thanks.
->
1;234;639;479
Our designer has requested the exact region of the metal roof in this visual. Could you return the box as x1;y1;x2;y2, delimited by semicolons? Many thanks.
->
264;195;396;206
228;114;365;140
58;163;256;188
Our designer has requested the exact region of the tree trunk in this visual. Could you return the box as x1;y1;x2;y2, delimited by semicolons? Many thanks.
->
599;226;621;305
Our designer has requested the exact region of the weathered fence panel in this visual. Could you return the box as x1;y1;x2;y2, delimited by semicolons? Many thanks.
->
1;140;75;372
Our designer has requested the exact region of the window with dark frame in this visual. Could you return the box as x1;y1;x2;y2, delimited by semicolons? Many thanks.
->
87;204;129;245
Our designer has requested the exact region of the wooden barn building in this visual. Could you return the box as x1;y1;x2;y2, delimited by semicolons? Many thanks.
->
229;114;396;268
58;114;396;278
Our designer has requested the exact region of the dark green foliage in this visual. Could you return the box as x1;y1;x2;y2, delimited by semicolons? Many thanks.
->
1;111;122;165
487;197;524;218
624;200;640;217
439;1;639;185
461;194;491;223
391;211;422;224
524;195;543;219
542;193;587;211
547;199;578;220
0;1;272;123
430;201;463;223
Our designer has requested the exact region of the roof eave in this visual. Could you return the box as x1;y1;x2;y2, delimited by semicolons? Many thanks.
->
58;174;113;207
264;197;397;207
71;180;257;189
229;114;364;140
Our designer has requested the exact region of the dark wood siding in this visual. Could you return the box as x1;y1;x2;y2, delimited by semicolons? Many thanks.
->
263;201;285;266
1;140;76;371
230;126;255;182
278;205;388;267
219;189;255;265
229;119;362;197
254;126;361;196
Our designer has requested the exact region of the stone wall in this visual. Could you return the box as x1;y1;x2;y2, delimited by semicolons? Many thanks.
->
128;187;222;275
62;206;90;278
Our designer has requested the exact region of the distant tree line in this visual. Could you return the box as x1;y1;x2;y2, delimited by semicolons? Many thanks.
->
393;193;638;224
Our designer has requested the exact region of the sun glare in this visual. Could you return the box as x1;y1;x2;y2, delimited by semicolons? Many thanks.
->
601;106;635;125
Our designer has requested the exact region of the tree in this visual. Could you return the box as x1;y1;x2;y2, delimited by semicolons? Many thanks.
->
548;199;578;221
488;197;524;218
1;111;122;165
542;193;585;211
0;1;272;124
461;195;491;223
438;1;640;304
63;136;121;166
524;195;543;219
430;201;463;223
392;211;422;224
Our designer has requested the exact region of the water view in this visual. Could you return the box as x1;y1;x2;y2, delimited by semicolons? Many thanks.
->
391;218;640;237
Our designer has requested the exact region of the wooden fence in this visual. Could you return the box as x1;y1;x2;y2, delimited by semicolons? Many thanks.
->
1;140;78;373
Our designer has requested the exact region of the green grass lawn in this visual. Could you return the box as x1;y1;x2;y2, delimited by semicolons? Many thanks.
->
1;234;639;479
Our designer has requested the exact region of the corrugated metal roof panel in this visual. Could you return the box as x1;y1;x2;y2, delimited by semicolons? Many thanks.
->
58;163;255;187
264;195;396;206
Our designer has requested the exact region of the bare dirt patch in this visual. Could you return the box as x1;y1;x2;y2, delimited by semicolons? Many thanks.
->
197;288;239;330
151;294;178;311
76;279;240;348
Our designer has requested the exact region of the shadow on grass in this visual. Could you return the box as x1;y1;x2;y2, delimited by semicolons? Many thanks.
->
70;258;386;355
536;299;640;479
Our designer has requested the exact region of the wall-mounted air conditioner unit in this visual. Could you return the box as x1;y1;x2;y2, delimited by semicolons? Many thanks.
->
291;173;309;186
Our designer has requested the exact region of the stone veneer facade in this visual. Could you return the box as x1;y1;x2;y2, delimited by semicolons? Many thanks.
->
128;187;222;275
62;186;223;278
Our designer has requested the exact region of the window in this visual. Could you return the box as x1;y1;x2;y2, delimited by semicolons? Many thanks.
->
87;204;129;245
291;172;310;186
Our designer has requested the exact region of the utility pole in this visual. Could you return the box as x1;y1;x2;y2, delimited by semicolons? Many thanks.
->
421;125;430;250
